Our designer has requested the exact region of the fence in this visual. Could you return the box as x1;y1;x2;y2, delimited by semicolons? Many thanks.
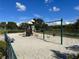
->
4;33;17;59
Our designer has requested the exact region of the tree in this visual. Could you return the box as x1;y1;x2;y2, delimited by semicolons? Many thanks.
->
0;22;6;29
19;22;29;30
33;18;45;31
6;22;17;30
75;19;79;29
74;19;79;33
64;24;74;33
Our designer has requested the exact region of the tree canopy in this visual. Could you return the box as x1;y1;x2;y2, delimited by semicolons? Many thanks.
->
32;18;47;31
6;22;17;30
19;22;29;30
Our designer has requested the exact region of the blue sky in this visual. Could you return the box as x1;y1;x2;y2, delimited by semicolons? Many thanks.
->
0;0;79;22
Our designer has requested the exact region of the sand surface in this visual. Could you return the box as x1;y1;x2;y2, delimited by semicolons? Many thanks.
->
8;33;79;59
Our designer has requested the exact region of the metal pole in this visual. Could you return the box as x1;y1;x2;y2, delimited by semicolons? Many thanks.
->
43;30;45;40
61;19;63;45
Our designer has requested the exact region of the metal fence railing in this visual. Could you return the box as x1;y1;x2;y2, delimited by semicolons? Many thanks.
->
4;33;17;59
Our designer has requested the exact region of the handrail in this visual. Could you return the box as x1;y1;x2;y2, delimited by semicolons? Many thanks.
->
4;33;17;59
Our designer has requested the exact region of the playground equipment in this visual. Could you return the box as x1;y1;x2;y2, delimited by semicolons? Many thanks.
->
25;25;33;36
37;19;63;45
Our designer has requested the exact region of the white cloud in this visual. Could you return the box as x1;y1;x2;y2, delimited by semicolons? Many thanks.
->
45;0;53;3
74;6;79;11
53;6;60;12
49;8;52;11
49;6;60;12
47;21;61;26
17;22;21;26
33;14;41;18
64;22;74;25
45;0;49;3
16;2;26;11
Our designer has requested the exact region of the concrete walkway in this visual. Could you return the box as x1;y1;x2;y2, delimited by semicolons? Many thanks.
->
8;33;79;59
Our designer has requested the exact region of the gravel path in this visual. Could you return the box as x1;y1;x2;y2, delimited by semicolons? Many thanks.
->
8;33;79;59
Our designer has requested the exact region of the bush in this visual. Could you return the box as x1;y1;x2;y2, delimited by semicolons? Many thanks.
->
0;30;8;34
67;53;79;59
0;41;6;49
7;30;24;33
77;54;79;59
0;31;4;34
0;52;3;59
0;30;24;34
67;54;73;59
0;41;7;58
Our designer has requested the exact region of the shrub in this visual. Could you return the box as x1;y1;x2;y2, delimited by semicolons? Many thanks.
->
0;30;24;34
0;52;3;59
0;41;7;49
77;54;79;59
67;54;73;59
7;30;24;33
0;31;4;34
0;41;7;59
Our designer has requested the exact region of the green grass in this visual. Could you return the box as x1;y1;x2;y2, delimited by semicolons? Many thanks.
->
0;30;25;34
